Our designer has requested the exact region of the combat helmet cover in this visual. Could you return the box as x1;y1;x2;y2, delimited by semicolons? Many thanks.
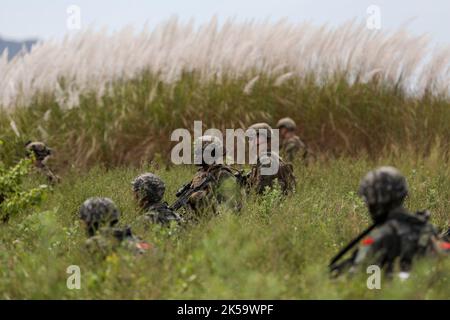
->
79;197;120;235
358;167;408;219
276;117;297;130
25;141;52;161
132;173;166;205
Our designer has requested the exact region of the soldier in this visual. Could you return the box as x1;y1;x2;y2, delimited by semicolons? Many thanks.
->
245;123;296;195
172;135;242;214
79;197;151;256
330;167;447;278
25;141;60;184
276;117;310;163
132;173;182;226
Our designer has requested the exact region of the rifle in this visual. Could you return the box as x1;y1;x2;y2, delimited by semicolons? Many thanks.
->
226;167;250;187
329;222;378;273
170;175;213;211
234;170;250;187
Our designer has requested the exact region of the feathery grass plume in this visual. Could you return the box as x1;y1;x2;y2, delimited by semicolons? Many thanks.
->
0;18;449;168
0;18;449;110
9;120;20;137
274;72;294;87
243;76;259;95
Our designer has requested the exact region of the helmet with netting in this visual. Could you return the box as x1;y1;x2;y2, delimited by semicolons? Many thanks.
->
276;117;297;130
25;141;52;161
79;197;120;236
132;173;166;205
359;167;408;221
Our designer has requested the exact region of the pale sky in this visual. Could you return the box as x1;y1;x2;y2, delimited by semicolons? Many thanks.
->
0;0;449;44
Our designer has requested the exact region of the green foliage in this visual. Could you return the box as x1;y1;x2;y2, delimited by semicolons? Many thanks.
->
257;181;284;221
0;148;49;222
0;153;448;299
0;72;449;168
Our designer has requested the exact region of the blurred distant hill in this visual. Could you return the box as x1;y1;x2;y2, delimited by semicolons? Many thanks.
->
0;37;37;59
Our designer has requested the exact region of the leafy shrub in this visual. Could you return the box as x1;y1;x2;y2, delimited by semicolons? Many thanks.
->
0;140;48;222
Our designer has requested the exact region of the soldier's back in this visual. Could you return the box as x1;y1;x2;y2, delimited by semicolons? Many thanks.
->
188;164;242;212
85;227;150;256
249;153;296;195
353;208;439;274
281;135;307;162
143;202;182;225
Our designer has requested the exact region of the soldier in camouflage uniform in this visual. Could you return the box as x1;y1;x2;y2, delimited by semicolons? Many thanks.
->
276;117;310;163
246;123;296;195
25;141;60;184
79;197;151;256
174;135;242;214
132;173;182;226
331;167;448;278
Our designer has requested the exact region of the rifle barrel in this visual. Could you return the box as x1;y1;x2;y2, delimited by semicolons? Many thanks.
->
329;223;377;269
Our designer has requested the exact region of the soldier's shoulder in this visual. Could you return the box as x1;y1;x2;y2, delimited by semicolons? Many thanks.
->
285;135;305;147
85;234;114;253
216;165;237;178
145;203;182;223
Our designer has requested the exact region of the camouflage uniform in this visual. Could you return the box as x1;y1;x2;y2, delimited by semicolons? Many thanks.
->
188;164;242;212
332;167;444;277
176;136;242;213
247;151;296;195
85;226;151;256
246;123;296;195
79;197;150;255
276;117;310;163
25;141;60;184
132;173;182;225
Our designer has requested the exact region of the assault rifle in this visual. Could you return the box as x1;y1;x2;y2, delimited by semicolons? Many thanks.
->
170;176;213;211
228;167;250;187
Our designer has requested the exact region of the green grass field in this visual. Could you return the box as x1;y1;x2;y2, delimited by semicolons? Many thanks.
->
1;24;449;299
1;152;448;299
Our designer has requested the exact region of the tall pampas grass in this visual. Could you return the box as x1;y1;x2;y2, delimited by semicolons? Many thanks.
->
0;17;449;110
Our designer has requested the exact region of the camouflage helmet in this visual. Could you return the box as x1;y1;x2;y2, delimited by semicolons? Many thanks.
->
247;122;273;139
193;135;224;165
131;173;166;205
276;117;296;130
359;167;408;219
79;197;120;236
25;141;52;161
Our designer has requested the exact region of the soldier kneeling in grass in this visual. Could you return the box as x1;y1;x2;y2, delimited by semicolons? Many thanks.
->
79;197;151;256
171;135;243;217
245;123;296;195
276;117;312;163
132;173;183;226
25;141;60;184
329;167;449;279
